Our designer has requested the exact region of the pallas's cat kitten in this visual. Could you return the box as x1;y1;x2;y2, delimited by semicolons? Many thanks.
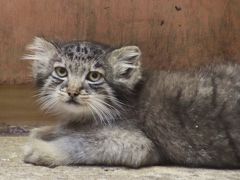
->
23;37;240;168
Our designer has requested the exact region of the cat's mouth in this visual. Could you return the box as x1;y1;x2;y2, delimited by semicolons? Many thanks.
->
66;98;80;105
65;96;89;106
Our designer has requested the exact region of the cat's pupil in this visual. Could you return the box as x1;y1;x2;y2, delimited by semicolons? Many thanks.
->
91;72;98;78
59;68;65;74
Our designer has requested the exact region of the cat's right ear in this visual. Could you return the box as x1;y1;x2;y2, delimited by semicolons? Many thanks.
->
23;37;58;62
23;37;59;86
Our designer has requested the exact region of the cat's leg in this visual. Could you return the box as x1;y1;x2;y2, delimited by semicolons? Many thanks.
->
23;127;160;168
30;126;57;140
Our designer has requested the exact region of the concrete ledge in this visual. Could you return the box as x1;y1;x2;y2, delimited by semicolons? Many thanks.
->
0;137;239;180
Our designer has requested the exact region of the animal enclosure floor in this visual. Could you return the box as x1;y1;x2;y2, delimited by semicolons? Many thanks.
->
0;137;239;180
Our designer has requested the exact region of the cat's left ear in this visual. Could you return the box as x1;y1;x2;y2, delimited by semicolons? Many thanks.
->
108;46;142;89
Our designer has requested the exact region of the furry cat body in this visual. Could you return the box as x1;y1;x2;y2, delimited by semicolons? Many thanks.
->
138;66;240;168
23;37;240;168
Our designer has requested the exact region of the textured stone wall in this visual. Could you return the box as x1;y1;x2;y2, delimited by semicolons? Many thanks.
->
0;0;240;84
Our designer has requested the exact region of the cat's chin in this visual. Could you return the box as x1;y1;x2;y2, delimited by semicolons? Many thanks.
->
66;103;87;111
55;102;91;116
65;99;81;106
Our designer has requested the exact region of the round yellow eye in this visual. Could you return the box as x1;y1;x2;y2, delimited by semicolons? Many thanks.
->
55;67;67;77
87;72;102;82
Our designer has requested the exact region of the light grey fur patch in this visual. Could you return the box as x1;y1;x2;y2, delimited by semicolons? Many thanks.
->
108;46;142;89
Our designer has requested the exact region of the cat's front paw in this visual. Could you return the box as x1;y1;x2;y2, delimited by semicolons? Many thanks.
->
29;126;55;140
23;142;54;167
29;128;43;139
23;139;67;167
23;144;44;166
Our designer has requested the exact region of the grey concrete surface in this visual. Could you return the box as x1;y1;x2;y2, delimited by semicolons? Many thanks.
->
0;137;239;180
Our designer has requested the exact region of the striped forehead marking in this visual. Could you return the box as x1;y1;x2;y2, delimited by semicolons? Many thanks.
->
62;43;105;62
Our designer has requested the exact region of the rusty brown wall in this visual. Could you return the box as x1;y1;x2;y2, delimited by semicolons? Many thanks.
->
1;0;240;84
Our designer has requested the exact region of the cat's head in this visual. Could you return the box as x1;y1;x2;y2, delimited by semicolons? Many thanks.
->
24;37;142;124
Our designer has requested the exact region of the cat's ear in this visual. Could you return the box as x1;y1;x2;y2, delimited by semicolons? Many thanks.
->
23;37;58;62
23;37;59;86
108;46;142;89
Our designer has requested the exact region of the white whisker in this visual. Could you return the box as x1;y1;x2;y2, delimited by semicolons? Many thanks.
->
88;102;108;125
86;103;98;123
93;98;121;117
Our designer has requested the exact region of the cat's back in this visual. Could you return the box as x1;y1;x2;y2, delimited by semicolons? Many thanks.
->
137;63;240;168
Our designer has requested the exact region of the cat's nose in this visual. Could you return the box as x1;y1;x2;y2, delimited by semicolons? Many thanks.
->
67;89;80;97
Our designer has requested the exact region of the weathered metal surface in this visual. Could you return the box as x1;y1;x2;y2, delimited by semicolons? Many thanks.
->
0;0;240;84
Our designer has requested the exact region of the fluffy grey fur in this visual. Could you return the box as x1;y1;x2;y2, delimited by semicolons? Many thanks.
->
23;37;240;168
